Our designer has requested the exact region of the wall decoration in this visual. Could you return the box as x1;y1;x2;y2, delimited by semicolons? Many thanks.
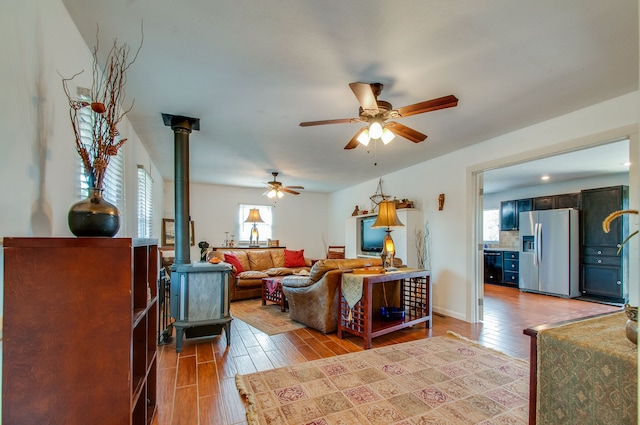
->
369;178;389;212
162;218;195;247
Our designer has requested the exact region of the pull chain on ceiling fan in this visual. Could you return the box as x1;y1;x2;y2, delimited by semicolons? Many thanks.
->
299;82;458;150
263;172;304;198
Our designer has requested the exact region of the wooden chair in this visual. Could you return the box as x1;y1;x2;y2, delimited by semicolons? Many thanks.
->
327;245;345;259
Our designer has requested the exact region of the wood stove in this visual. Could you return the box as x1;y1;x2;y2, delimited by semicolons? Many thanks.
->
170;262;232;352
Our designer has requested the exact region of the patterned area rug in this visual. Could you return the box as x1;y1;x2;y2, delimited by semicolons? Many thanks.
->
230;298;307;335
236;333;529;424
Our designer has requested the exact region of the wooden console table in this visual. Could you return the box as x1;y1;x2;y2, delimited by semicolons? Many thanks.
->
337;269;431;349
524;311;636;425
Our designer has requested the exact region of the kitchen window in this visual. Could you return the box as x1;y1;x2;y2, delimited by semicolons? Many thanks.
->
483;209;500;244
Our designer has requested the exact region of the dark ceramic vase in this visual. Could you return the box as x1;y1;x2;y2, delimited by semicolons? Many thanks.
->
68;188;120;237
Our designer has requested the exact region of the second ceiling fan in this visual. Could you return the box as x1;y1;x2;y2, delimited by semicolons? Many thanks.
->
299;82;458;149
263;172;304;198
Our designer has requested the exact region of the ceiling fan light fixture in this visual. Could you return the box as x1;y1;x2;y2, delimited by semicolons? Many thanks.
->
277;190;284;198
357;128;371;146
381;127;395;144
267;189;277;198
369;120;383;139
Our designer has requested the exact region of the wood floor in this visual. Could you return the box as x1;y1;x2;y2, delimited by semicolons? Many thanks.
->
152;284;621;425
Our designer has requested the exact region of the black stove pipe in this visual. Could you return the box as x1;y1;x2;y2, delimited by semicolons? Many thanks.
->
162;113;200;265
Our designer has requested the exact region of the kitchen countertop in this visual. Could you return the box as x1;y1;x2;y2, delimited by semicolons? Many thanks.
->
484;247;518;252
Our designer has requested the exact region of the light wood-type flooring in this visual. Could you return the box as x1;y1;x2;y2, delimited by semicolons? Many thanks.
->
152;284;621;425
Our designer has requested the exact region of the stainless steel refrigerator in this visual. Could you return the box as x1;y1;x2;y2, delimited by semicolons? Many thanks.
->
519;209;580;297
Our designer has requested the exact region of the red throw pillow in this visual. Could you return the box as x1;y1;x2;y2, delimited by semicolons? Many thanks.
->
224;253;244;272
284;249;305;268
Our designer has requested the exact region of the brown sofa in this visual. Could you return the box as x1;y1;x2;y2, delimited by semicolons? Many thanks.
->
207;247;312;301
281;257;402;334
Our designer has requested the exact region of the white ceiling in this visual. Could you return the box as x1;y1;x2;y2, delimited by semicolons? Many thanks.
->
60;0;638;194
483;138;631;194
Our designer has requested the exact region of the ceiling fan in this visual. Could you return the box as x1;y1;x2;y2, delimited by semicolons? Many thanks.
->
299;82;458;149
263;172;304;198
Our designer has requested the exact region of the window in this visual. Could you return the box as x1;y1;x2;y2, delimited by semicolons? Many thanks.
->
238;204;272;243
76;88;125;213
137;165;153;238
483;209;500;244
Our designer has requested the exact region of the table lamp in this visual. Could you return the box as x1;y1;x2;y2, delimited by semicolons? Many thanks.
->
372;200;404;270
245;208;264;247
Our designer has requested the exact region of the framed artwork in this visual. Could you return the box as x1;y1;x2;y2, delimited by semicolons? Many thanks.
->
162;218;195;247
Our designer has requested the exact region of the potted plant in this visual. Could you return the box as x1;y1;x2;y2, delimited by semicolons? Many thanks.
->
61;27;142;236
602;208;638;344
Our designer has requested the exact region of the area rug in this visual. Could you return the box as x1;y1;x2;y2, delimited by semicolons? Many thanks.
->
230;298;307;335
236;332;530;424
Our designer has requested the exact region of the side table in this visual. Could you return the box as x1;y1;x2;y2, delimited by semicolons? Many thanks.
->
262;277;288;312
337;269;431;349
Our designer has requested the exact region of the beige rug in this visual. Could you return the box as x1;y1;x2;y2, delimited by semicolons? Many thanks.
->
236;332;530;424
230;298;307;335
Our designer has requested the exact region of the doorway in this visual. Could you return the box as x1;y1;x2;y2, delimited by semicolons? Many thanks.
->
472;135;633;323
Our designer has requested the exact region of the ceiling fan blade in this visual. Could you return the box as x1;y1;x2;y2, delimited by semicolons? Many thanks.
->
349;82;379;113
285;185;304;189
395;95;459;118
345;127;367;150
299;118;358;127
385;121;427;143
281;188;300;195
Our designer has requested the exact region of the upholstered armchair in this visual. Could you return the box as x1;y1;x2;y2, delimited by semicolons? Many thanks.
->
281;257;402;333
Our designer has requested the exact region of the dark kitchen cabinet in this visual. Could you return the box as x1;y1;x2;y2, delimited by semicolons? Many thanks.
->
533;196;555;210
580;186;628;302
484;251;503;284
500;198;532;231
555;192;581;209
533;193;581;211
502;251;519;286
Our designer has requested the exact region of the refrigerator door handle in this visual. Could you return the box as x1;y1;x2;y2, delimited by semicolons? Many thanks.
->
536;222;542;266
532;223;537;266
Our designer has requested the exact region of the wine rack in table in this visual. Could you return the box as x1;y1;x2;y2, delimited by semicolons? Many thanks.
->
337;268;431;349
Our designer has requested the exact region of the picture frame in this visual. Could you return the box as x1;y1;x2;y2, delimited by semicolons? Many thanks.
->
162;218;195;247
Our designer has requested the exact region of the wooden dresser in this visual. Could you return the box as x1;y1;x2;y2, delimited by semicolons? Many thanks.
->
3;238;158;424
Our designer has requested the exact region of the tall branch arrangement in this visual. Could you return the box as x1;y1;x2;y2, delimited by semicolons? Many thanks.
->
61;26;142;189
415;221;431;270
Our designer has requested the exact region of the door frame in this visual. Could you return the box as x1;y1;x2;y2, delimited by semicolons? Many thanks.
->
469;127;637;323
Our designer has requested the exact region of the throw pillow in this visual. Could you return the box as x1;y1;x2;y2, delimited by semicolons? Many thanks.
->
284;249;305;268
224;253;244;272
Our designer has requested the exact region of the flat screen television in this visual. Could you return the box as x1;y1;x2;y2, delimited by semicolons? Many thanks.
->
360;216;388;254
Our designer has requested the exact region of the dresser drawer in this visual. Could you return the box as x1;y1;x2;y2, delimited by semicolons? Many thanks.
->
503;251;519;260
582;246;621;257
503;271;519;285
503;259;519;271
582;255;622;266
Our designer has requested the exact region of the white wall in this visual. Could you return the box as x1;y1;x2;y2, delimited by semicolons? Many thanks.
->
329;92;639;322
0;0;165;399
163;182;329;260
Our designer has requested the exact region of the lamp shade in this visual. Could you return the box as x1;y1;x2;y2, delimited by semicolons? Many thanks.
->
369;120;383;139
371;200;404;228
244;208;264;223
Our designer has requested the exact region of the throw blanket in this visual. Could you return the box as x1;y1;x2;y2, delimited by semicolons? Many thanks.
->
537;311;637;424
